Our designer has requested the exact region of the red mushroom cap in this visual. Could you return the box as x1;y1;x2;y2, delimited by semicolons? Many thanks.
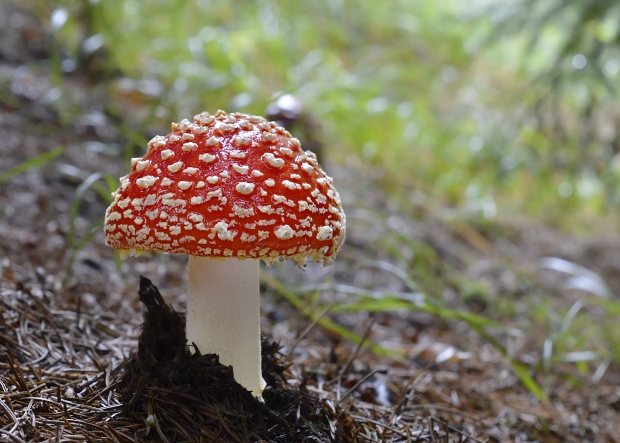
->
104;111;345;266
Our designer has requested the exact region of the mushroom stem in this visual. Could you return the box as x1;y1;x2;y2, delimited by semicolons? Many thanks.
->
186;256;266;396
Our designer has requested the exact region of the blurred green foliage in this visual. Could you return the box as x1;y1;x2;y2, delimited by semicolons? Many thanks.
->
46;0;620;231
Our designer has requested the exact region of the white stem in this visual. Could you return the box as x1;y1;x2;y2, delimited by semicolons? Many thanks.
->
186;256;266;396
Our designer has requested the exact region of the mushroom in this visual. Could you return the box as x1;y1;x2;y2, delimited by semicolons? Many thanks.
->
103;111;346;396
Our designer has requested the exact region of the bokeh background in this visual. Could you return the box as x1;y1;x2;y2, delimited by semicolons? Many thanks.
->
39;0;620;229
3;0;620;440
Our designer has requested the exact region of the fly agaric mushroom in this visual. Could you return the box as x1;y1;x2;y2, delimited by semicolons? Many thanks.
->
104;110;345;396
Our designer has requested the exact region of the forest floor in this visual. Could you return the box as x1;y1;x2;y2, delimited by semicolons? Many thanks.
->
2;3;620;442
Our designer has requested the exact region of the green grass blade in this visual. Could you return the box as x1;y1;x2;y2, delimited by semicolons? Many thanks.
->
260;271;403;358
511;360;548;401
360;260;420;292
331;298;416;313
313;283;504;328
468;320;548;401
66;172;105;249
63;172;111;285
589;297;620;316
90;173;118;204
0;147;65;184
309;280;546;399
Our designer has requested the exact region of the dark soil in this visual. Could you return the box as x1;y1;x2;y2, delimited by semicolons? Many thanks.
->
121;277;356;443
